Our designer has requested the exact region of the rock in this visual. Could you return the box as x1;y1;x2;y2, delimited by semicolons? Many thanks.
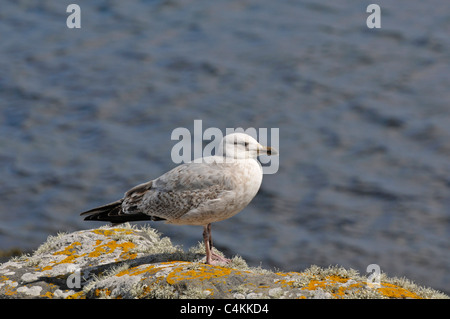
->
0;224;448;299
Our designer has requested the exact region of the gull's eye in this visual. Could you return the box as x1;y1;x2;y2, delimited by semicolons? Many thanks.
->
233;140;249;147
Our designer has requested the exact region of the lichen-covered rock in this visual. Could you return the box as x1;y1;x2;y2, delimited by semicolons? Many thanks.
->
0;224;448;299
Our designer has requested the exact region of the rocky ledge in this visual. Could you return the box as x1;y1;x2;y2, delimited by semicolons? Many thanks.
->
0;224;447;299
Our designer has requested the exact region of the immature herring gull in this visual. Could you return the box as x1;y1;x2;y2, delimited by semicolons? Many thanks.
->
81;133;278;265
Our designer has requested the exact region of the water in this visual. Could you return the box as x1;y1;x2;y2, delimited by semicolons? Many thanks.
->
1;0;449;294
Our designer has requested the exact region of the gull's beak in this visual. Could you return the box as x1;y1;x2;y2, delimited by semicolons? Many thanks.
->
257;145;278;156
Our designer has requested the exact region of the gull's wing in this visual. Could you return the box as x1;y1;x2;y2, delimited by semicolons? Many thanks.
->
122;161;237;221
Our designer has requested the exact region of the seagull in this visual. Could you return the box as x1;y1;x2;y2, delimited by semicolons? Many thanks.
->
81;133;278;265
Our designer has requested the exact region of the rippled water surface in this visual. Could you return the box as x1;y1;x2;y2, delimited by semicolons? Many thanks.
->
1;0;449;294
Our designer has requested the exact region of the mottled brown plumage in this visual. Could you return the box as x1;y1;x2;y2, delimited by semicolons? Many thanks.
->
81;133;278;265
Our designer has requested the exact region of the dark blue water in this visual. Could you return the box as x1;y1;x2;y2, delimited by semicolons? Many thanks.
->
1;0;449;294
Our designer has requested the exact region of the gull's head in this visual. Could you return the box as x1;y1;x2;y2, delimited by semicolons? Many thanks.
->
220;133;278;160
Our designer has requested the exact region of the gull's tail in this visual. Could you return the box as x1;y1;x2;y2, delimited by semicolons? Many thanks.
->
80;199;162;225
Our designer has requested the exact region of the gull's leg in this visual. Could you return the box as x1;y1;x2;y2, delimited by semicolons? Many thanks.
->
208;223;231;264
203;224;213;265
207;223;213;251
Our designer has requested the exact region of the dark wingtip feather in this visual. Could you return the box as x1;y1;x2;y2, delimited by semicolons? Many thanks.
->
80;199;124;222
80;198;165;223
80;199;123;216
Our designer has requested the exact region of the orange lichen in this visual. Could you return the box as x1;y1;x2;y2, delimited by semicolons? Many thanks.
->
301;275;367;299
166;263;240;285
298;274;424;299
94;288;114;298
88;239;136;260
273;272;302;288
41;291;54;299
2;287;18;296
115;261;189;278
52;242;86;264
274;279;295;288
88;229;138;261
302;275;349;291
116;264;158;278
0;275;17;296
333;282;366;298
66;291;86;299
275;271;303;277
92;228;133;237
377;282;422;299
